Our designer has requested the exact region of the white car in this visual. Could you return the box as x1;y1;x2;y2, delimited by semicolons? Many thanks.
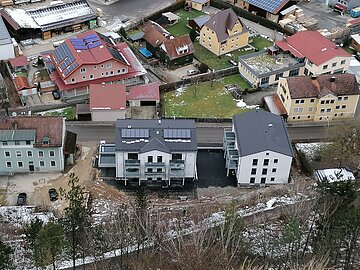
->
186;69;198;76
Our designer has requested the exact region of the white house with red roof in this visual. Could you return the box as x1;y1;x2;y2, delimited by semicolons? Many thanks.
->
128;82;160;107
89;84;127;121
44;30;147;100
238;31;352;87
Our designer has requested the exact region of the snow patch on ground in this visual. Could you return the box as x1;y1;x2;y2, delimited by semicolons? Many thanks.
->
81;146;91;160
0;206;54;228
295;142;331;159
175;86;186;97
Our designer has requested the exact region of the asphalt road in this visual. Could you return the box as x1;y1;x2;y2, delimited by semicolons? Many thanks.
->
66;122;328;145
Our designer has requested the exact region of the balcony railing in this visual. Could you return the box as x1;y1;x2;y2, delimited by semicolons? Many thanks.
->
125;170;140;177
170;160;185;169
145;162;165;167
125;160;140;166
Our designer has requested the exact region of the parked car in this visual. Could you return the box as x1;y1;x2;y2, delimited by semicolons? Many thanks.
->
228;59;237;66
52;90;61;100
48;188;58;201
186;69;198;76
32;62;39;67
17;193;27;206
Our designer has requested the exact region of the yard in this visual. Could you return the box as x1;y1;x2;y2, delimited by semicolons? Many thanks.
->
165;9;273;70
162;75;252;118
39;106;76;120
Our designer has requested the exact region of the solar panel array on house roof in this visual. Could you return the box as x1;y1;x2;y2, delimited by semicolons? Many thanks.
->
70;34;102;50
121;129;149;138
108;46;126;63
53;42;79;77
163;129;191;139
246;0;288;14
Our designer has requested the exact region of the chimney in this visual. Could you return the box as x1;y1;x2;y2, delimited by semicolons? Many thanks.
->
311;75;317;80
158;119;161;125
330;76;336;82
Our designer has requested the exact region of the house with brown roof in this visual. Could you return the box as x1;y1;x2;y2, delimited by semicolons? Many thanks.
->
159;35;195;67
89;84;127;121
142;21;172;57
0;116;76;174
199;8;249;56
43;30;147;101
8;56;28;72
276;73;360;122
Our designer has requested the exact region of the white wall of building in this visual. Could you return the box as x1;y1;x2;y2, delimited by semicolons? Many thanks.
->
0;43;15;60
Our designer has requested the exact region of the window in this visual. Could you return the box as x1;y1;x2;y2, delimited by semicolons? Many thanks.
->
332;62;337;67
270;177;275;182
251;168;257;175
16;150;21;157
338;96;342;101
304;68;309;76
261;177;266;184
157;156;162;163
342;105;346;109
341;60;346;65
320;100;325;104
15;141;20;145
157;168;162;173
147;177;152;181
89;74;94;79
260;77;269;85
274;159;278;164
252;159;258;166
106;63;112;68
250;177;255;184
94;66;97;69
27;151;32;157
122;68;126;73
275;73;283;81
147;168;153;173
82;76;86;80
263;159;269;166
148;156;153;163
308;107;313;112
323;64;328;70
330;100;334;104
310;98;315;103
336;105;340;109
50;161;56;167
6;161;11;168
128;153;138;160
344;96;348;101
262;168;268;175
272;168;277;173
80;68;86;73
26;140;31;145
294;108;303;113
18;161;23;168
172;153;182;160
71;78;76;83
3;141;7;145
39;161;45;167
320;109;325;113
211;31;214;35
289;69;299;77
101;64;104;68
4;151;10;157
326;108;331;112
49;151;55;157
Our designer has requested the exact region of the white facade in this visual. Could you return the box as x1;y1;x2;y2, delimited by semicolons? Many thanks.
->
237;151;292;185
0;43;15;60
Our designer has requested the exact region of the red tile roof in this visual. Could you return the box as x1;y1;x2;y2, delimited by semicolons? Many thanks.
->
128;82;160;101
275;31;350;65
286;74;360;99
349;17;360;25
89;84;126;111
162;35;195;60
142;21;170;48
8;56;28;68
263;94;288;115
0;116;64;147
14;76;31;91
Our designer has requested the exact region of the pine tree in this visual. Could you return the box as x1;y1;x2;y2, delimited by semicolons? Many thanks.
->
0;240;13;270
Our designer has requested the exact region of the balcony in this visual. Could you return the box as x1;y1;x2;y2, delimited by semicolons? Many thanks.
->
145;171;166;177
125;169;140;177
125;160;140;167
169;167;185;177
145;162;165;167
170;160;185;169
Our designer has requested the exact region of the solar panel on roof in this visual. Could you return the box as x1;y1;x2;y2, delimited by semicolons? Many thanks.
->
84;33;98;39
164;129;191;139
108;46;125;63
88;41;102;49
121;129;149;138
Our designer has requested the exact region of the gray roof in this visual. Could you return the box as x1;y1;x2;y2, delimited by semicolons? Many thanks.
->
233;110;293;157
128;31;145;41
0;16;12;46
193;15;211;28
115;119;197;152
203;8;247;42
0;129;36;141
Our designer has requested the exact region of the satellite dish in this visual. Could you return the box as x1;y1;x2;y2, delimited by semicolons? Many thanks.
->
12;112;17;117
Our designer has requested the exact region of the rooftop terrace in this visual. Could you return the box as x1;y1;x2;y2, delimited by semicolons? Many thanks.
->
239;51;304;76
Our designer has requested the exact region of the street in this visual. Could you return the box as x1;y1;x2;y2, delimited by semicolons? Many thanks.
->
66;122;328;145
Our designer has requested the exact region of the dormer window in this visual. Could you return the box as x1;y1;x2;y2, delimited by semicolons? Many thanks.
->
42;136;50;145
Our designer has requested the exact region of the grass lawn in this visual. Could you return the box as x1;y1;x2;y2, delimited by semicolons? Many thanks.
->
162;75;251;118
193;36;273;70
40;106;76;120
166;9;204;36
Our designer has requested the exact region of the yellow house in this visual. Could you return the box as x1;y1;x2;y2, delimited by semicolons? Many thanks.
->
199;8;249;56
186;0;210;12
276;74;360;122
